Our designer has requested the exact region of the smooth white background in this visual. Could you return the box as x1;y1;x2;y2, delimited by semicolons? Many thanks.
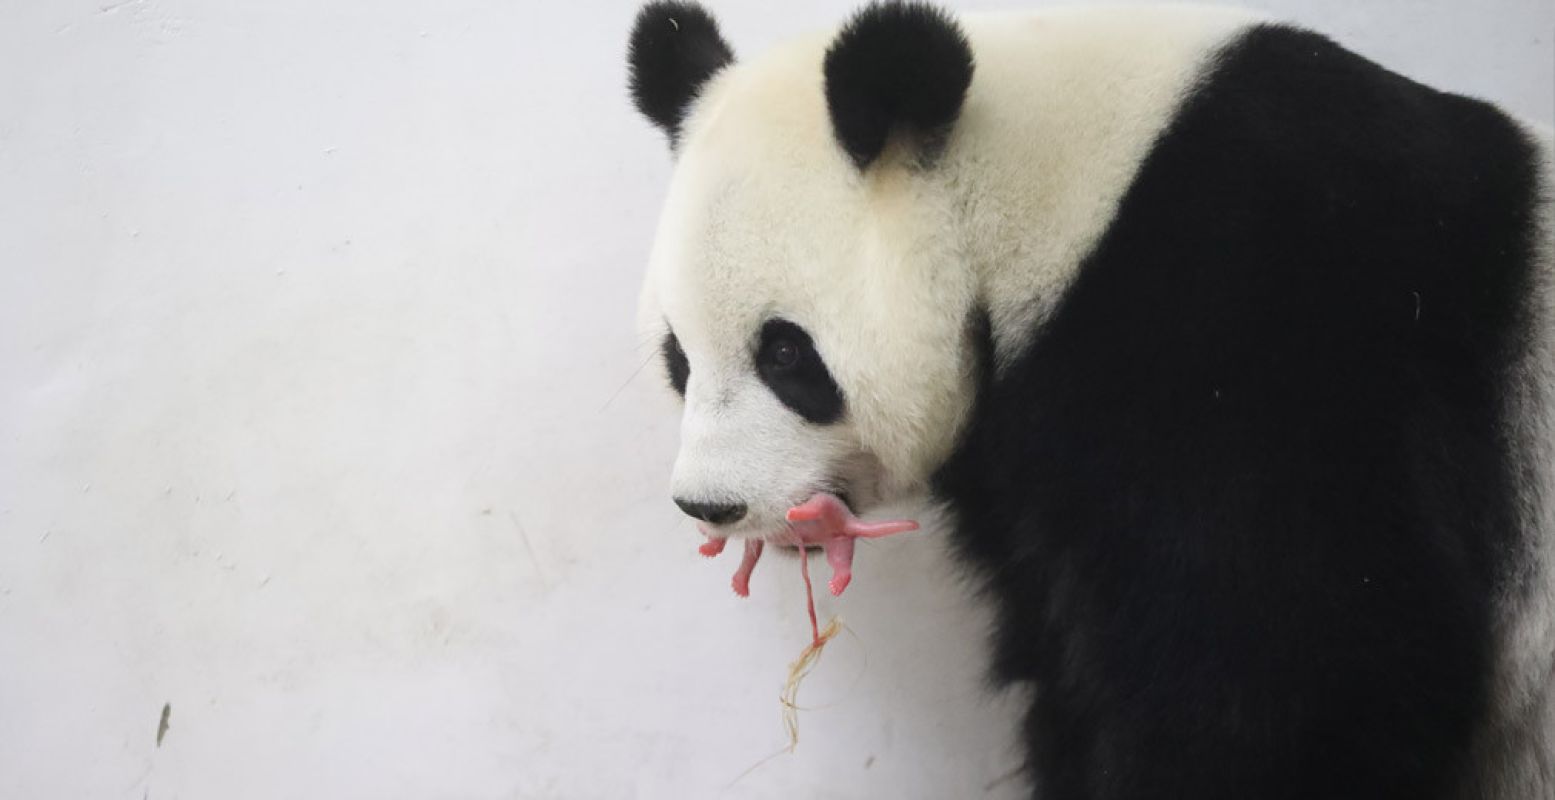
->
1;1;1550;798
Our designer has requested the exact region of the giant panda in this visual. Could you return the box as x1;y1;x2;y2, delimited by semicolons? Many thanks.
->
624;2;1555;797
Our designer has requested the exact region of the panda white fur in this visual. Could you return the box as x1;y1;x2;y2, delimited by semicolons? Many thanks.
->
626;2;1555;797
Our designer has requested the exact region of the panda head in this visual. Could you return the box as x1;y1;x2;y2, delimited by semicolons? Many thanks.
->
629;1;980;537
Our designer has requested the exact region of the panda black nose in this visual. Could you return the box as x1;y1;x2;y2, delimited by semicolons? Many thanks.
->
674;497;747;525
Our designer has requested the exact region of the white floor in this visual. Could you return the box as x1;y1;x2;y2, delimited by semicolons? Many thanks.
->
2;1;1550;798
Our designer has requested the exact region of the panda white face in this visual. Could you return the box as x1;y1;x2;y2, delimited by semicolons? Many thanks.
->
647;117;900;537
659;315;878;537
630;6;980;538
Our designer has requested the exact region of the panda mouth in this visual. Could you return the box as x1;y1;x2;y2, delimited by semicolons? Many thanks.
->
696;492;919;597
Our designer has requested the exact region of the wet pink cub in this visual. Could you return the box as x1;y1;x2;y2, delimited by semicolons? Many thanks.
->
698;493;918;597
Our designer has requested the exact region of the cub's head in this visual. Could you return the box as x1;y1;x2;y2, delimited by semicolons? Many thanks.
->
629;1;980;538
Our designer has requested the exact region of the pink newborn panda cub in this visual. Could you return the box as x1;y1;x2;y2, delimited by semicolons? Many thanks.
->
697;493;918;598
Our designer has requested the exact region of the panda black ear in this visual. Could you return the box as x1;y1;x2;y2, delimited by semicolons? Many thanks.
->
823;2;974;170
628;1;735;148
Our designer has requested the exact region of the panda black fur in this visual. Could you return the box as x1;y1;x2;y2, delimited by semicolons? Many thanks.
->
936;24;1548;800
628;3;1555;798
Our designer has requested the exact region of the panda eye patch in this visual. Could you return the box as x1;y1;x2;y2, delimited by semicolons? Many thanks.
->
661;330;690;397
755;319;844;424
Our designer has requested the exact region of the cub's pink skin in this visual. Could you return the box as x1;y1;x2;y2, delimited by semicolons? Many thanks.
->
731;539;764;598
697;493;918;597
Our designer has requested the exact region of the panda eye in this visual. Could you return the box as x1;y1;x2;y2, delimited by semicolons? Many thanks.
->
770;339;800;369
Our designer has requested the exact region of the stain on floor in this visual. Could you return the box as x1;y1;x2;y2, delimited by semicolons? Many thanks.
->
156;703;171;747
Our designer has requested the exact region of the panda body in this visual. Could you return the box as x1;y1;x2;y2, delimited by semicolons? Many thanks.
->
628;3;1555;798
